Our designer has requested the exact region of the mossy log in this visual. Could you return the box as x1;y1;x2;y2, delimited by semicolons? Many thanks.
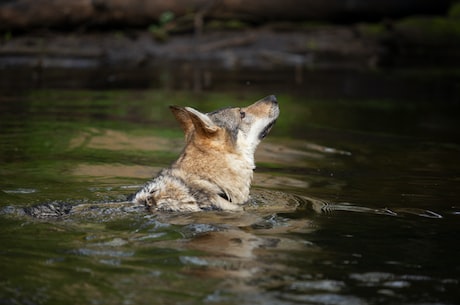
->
0;0;452;30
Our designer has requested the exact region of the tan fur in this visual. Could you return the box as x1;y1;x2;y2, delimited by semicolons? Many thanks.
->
131;95;279;212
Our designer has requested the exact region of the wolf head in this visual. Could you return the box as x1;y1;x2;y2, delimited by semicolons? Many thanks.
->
170;95;279;159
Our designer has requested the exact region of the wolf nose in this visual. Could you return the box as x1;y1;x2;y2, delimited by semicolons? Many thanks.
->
265;95;277;104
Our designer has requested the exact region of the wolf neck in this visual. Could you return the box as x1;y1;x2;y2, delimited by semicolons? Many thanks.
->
174;142;254;204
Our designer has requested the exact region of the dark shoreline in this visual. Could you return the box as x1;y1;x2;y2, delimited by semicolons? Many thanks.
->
1;15;460;100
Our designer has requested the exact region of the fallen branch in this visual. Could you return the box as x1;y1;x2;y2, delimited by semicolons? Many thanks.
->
198;33;256;52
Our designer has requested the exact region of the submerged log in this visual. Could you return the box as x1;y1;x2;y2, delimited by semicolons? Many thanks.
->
0;0;453;30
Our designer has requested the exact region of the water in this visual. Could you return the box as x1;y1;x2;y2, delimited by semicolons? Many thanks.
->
1;78;460;305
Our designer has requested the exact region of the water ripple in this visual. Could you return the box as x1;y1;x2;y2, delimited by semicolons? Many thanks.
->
3;188;37;194
280;293;366;305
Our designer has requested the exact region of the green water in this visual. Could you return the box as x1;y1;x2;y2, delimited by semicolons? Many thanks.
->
1;88;459;305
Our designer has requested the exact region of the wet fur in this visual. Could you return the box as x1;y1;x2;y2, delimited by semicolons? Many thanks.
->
131;95;280;212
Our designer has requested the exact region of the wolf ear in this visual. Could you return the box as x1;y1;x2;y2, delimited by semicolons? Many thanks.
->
183;107;219;136
170;106;194;137
169;106;218;138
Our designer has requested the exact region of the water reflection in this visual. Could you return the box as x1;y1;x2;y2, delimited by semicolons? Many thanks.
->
69;128;182;152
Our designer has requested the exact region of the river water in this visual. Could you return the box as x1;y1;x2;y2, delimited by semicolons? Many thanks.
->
0;69;459;305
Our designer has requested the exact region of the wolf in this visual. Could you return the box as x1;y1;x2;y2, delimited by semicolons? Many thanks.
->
131;95;280;212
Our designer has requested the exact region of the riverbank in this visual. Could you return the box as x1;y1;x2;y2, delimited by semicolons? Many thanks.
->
1;13;460;95
2;15;460;69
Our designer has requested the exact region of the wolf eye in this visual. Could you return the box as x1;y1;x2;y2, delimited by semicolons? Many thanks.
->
240;111;246;119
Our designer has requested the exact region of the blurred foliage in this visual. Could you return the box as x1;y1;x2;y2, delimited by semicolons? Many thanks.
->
148;11;176;41
448;2;460;18
397;16;460;45
3;31;12;42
